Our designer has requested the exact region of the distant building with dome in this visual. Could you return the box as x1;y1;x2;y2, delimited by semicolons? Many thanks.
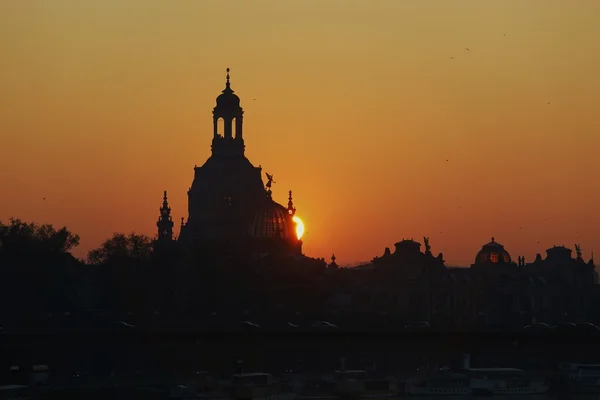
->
336;235;599;328
155;69;303;257
472;237;512;266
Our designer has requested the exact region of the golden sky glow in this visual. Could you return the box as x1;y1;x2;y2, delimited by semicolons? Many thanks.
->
1;0;599;266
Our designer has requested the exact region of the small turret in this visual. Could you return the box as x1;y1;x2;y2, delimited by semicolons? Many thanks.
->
287;190;296;216
157;190;174;241
211;68;245;156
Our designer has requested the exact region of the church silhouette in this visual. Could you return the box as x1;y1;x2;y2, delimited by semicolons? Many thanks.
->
156;69;303;257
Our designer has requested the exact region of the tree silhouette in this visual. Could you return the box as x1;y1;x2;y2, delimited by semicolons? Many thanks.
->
87;232;153;265
0;219;82;321
0;218;80;257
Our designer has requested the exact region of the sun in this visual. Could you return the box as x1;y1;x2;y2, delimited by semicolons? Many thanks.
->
292;216;305;240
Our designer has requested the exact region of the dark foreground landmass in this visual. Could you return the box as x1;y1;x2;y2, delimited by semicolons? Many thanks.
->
2;329;600;382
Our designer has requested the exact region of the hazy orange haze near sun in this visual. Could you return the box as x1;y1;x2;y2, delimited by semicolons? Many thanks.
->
1;0;599;266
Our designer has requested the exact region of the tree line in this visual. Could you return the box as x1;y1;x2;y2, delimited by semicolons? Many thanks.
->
0;218;331;330
0;218;154;265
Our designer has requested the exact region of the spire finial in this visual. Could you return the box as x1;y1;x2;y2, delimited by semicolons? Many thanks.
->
287;189;296;216
162;191;169;210
491;236;495;242
226;68;230;86
329;254;338;268
157;191;174;240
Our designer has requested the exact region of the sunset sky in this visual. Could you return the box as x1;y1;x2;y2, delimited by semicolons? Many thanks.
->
1;0;599;266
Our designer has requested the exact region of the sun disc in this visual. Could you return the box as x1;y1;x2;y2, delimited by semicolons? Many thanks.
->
292;216;304;240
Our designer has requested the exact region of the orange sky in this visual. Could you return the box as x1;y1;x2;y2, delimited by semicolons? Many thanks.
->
1;0;599;266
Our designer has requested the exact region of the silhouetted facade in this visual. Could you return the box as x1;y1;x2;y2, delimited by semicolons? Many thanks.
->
526;245;598;286
338;237;599;330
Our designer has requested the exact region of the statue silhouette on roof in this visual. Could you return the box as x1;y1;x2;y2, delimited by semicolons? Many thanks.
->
265;173;275;189
265;173;275;198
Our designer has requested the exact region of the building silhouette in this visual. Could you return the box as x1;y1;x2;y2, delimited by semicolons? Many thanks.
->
333;237;598;329
158;69;302;257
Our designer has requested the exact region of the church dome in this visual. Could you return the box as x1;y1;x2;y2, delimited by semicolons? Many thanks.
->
247;198;296;240
217;89;240;108
216;68;240;109
475;237;512;264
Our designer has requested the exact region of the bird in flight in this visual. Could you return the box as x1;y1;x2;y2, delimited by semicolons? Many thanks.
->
466;48;470;51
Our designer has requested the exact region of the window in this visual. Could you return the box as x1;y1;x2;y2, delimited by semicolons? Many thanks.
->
217;117;224;137
490;252;499;263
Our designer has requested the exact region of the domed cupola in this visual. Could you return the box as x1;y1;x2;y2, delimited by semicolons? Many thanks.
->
247;198;296;240
216;68;241;109
212;68;245;156
394;239;421;256
474;237;512;264
545;245;573;263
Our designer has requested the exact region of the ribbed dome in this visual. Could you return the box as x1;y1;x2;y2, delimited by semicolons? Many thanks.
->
247;199;295;240
475;237;512;264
